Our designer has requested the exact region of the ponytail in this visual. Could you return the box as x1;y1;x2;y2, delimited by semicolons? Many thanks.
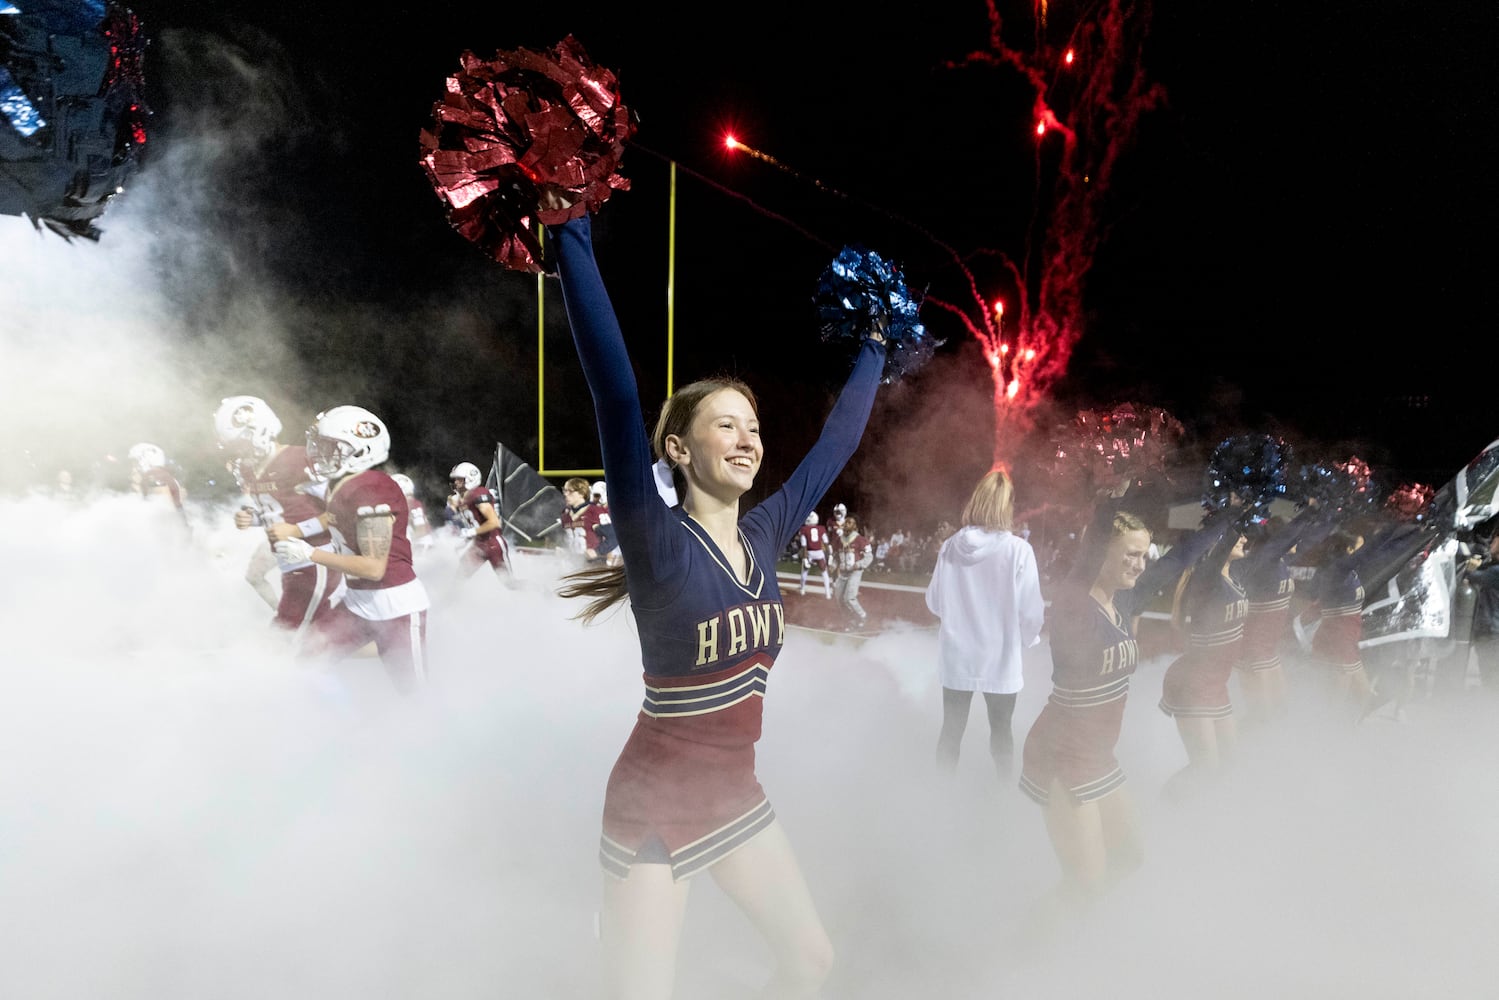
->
558;562;629;623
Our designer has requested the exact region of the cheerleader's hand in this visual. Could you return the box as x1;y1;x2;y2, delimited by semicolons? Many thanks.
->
538;184;576;215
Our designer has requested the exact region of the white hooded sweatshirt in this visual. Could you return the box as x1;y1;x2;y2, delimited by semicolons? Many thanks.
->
925;525;1046;693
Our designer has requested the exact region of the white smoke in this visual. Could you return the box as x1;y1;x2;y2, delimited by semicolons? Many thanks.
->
4;488;1498;998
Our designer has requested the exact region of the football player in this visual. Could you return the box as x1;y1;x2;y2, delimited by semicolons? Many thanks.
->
560;477;602;560
390;473;434;552
272;405;430;693
127;442;191;538
449;460;513;580
797;510;832;598
215;395;343;637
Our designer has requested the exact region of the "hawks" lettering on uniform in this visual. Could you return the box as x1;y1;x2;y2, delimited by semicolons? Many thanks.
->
694;601;787;666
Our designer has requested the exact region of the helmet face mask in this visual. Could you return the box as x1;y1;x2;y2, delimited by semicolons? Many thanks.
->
450;462;482;492
214;396;282;461
307;435;355;480
305;406;390;481
128;443;166;474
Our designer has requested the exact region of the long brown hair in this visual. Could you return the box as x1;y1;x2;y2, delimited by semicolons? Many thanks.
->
558;376;758;623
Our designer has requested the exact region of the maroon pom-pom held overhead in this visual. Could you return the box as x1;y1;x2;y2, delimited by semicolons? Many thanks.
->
418;35;636;272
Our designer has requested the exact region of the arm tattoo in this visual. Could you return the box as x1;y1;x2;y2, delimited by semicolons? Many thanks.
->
357;514;394;560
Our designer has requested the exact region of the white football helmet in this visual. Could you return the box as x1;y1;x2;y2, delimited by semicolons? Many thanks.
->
390;473;416;498
805;511;819;526
450;462;482;492
832;502;847;519
213;395;282;460
305;405;390;481
592;480;608;505
128;442;166;474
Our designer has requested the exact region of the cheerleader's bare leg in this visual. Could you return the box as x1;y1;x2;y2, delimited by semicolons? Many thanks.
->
1174;716;1220;769
1096;786;1144;886
600;863;691;1000
1212;715;1237;766
1237;668;1269;726
1041;779;1109;901
1262;665;1288;719
1163;716;1220;799
709;820;834;999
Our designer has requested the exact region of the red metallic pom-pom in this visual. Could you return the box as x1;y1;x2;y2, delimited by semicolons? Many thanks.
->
1049;402;1186;489
418;35;637;273
1384;482;1435;522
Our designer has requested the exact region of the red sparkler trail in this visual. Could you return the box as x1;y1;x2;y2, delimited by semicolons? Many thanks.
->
721;134;970;275
723;136;853;202
632;142;833;249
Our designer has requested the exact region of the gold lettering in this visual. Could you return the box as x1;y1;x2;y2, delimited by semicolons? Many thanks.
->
747;603;772;647
726;608;748;656
1102;640;1139;676
696;616;720;666
773;603;785;645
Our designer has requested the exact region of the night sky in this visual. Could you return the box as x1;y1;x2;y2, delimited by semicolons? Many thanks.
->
9;0;1497;529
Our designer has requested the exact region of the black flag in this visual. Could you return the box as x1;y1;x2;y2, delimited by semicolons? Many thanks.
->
485;441;564;545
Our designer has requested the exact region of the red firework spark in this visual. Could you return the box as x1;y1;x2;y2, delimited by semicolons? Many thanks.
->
936;0;1165;451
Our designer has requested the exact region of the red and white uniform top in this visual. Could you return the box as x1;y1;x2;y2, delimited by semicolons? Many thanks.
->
561;500;609;554
232;445;333;569
457;486;506;548
407;498;430;535
325;470;428;620
837;531;873;573
138;466;183;509
798;523;828;559
827;515;848;562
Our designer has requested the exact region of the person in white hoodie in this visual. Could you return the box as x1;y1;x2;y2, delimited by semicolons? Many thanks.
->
925;467;1046;778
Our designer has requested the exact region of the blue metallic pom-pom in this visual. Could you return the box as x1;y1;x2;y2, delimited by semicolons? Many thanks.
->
1203;434;1292;525
1293;456;1381;513
1;0;150;240
814;245;939;382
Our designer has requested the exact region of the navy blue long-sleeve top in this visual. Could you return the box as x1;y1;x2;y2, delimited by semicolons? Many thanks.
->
549;217;884;711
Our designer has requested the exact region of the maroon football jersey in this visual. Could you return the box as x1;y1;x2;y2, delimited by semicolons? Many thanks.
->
326;470;416;591
232;445;332;546
139;466;183;509
459;485;501;528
